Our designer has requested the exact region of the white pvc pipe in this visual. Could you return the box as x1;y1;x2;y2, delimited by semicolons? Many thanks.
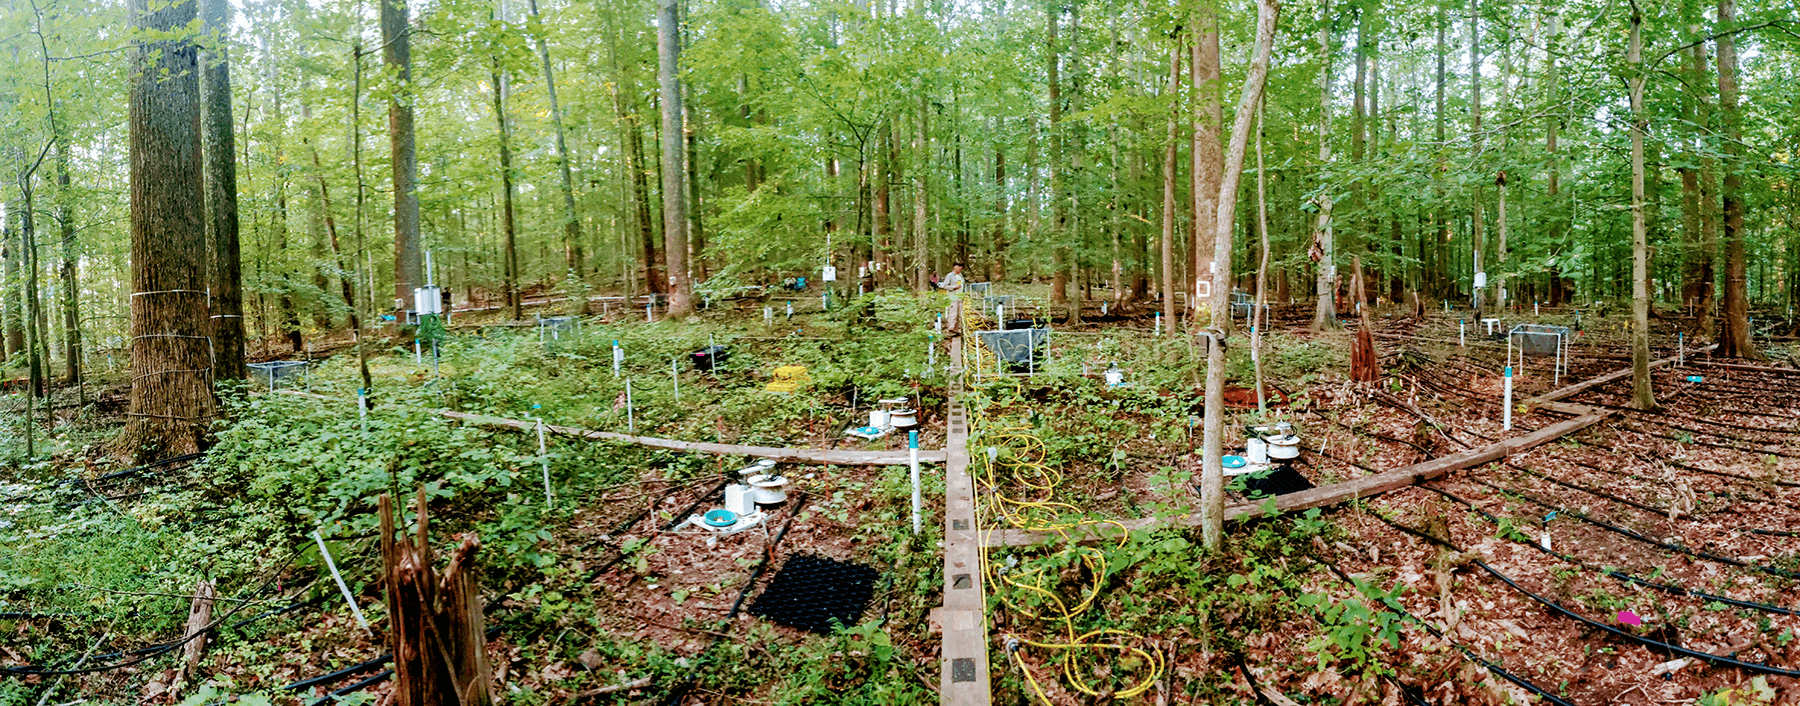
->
1503;366;1514;432
709;334;718;378
313;531;372;635
612;341;623;378
1460;320;1466;348
537;418;553;509
625;378;636;434
909;431;921;535
357;388;368;433
672;357;680;403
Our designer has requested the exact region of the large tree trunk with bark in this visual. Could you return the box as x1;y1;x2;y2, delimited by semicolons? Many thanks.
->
119;0;219;462
1628;8;1658;409
385;0;422;311
201;0;244;381
1191;4;1221;329
1715;0;1758;359
657;0;693;317
54;139;81;388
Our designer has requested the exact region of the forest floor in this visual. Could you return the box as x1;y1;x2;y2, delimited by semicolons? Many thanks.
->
1;287;1798;706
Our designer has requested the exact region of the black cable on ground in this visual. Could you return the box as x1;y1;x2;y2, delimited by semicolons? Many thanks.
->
1459;475;1800;581
1308;554;1576;706
1417;484;1796;616
1361;506;1800;679
284;653;392;692
0;549;298;677
588;477;733;581
657;492;811;706
1575;433;1800;489
1498;457;1797;539
307;668;394;706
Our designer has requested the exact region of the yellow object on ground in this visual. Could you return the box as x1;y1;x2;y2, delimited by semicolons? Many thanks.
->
765;365;810;393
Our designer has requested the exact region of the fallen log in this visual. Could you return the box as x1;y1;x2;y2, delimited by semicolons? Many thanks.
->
981;405;1613;547
272;390;943;466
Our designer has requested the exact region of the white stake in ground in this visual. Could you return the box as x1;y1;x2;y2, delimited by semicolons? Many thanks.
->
612;340;623;378
1155;312;1162;337
671;356;681;403
313;530;372;636
765;306;773;329
909;431;922;535
786;301;794;320
646;300;653;321
1460;319;1466;348
1502;366;1514;431
709;334;719;379
1678;332;1684;367
536;415;554;509
357;388;369;433
625;378;636;434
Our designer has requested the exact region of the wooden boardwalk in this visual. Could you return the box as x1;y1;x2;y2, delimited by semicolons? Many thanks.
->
939;302;993;705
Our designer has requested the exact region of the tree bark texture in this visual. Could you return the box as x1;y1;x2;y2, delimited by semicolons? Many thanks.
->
120;0;219;462
380;492;493;706
1159;35;1180;335
1715;0;1757;358
384;0;422;310
1191;5;1221;329
657;0;693;317
1628;7;1658;409
201;0;244;381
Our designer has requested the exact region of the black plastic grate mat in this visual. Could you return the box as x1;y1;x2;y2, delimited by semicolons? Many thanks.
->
745;555;878;634
1241;464;1314;498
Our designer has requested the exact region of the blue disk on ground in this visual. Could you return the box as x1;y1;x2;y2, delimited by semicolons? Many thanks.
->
1222;455;1248;469
1686;375;1703;383
703;509;739;527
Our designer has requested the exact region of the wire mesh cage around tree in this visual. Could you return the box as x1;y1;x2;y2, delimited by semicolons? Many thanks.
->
247;361;310;391
746;555;878;634
976;329;1050;374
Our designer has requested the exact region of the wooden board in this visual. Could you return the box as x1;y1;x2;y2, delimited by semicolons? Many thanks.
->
273;391;943;466
1528;346;1714;404
981;406;1612;548
937;299;993;706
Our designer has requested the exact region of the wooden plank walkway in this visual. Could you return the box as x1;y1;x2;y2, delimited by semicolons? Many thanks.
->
938;300;993;705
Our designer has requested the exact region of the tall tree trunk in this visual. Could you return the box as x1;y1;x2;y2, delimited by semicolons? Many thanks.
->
1546;13;1565;310
1432;0;1448;300
657;0;693;317
119;0;218;462
384;0;421;311
1191;4;1221;328
992;146;1005;284
200;0;244;381
1310;4;1340;331
1715;0;1756;357
1047;4;1067;311
1159;34;1180;334
53;139;81;388
2;209;20;358
491;56;522;321
527;0;585;284
1628;7;1657;408
1200;0;1281;551
1468;0;1485;318
913;95;930;293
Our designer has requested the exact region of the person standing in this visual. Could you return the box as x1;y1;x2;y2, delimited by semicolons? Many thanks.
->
940;262;967;294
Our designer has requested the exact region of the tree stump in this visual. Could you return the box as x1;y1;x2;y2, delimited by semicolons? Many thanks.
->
381;491;493;706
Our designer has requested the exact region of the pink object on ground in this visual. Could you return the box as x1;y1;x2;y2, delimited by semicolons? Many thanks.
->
1618;610;1643;626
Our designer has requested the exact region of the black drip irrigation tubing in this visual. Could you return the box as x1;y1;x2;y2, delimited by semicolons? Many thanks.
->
0;452;207;505
1456;476;1800;581
657;491;811;706
1307;553;1576;706
588;477;733;581
1415;483;1798;616
1362;507;1800;679
1574;432;1800;490
1499;456;1800;537
0;550;298;677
